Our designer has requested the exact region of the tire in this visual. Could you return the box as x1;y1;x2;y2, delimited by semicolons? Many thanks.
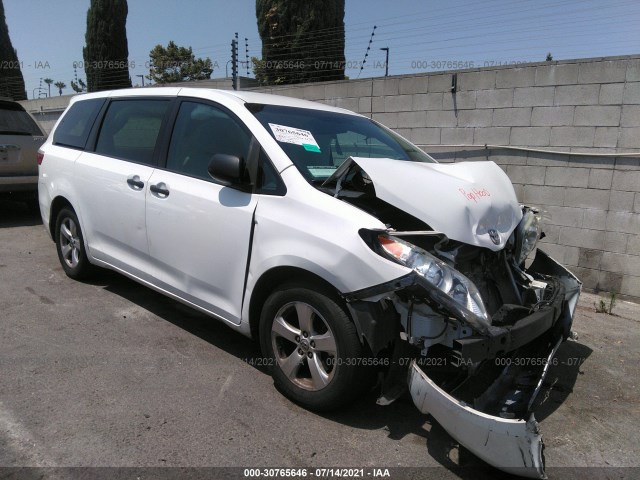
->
259;283;372;411
54;207;93;280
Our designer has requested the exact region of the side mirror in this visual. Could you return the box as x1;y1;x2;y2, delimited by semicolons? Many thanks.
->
207;154;246;188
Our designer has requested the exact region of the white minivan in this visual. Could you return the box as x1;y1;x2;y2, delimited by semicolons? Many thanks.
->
39;88;581;478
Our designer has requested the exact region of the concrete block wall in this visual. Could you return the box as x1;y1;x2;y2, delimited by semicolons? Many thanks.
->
262;55;640;301
19;56;640;300
423;147;640;300
262;56;640;155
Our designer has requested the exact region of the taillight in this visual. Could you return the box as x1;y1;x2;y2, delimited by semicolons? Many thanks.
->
37;150;44;165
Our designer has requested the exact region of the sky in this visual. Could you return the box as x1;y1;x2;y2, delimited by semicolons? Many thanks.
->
5;0;640;99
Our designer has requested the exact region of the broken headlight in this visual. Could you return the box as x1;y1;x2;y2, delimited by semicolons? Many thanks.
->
367;232;490;331
514;209;543;266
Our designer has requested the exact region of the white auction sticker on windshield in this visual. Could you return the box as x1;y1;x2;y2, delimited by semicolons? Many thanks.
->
269;123;321;152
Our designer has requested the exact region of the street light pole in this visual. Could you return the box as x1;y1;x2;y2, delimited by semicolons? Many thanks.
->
136;75;145;87
380;47;389;77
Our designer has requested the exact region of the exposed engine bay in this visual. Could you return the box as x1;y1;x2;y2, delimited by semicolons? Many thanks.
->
322;157;582;479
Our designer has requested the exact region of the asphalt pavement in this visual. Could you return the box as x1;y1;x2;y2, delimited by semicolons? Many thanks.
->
0;198;638;480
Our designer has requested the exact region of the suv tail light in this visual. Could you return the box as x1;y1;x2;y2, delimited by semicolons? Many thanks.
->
37;150;44;165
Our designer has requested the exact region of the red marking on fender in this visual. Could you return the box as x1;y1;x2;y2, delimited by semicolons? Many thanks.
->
459;187;491;203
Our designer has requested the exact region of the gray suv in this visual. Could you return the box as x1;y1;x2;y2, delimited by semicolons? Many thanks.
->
0;99;46;206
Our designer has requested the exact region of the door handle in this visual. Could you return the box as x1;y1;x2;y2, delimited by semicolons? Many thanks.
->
126;175;144;189
150;183;170;197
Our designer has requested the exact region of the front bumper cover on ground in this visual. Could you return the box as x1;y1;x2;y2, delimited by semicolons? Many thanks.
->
407;251;581;479
409;361;546;479
346;249;580;478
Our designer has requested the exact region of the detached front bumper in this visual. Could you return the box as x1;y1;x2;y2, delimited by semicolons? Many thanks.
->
409;361;546;478
407;250;581;479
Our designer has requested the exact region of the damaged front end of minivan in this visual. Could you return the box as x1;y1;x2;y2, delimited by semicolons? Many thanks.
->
324;157;581;479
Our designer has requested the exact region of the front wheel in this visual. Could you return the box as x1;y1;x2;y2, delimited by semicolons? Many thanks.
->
259;284;372;411
54;207;93;280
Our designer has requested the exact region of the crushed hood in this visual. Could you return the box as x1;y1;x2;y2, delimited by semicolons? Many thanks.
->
334;157;522;251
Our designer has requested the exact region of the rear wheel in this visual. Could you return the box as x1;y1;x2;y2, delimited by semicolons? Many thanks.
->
55;207;93;280
259;283;372;411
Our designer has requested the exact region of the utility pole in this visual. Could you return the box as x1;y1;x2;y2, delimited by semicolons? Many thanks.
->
380;47;389;77
231;37;238;90
136;75;145;87
38;78;46;98
245;37;250;76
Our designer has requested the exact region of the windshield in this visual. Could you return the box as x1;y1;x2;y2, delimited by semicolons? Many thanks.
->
247;104;436;182
0;102;44;136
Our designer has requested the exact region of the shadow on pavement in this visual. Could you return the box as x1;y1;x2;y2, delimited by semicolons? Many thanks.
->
0;196;42;228
94;268;585;480
318;340;591;479
534;340;593;422
97;270;262;365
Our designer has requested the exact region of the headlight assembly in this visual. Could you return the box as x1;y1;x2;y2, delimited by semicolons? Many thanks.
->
363;231;491;332
514;209;543;266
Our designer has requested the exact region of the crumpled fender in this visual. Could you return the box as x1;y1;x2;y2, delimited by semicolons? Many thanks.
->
409;361;546;479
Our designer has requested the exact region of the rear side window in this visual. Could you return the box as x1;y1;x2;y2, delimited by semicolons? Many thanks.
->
53;98;105;149
0;101;44;137
95;99;170;165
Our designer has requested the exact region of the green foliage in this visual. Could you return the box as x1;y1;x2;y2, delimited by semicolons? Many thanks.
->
147;41;213;84
546;52;553;61
43;78;54;97
595;291;617;315
0;0;26;100
54;81;66;96
254;0;345;85
83;0;132;92
251;56;266;82
70;79;87;93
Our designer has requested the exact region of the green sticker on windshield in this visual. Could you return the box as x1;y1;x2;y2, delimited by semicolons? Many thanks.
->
303;143;321;153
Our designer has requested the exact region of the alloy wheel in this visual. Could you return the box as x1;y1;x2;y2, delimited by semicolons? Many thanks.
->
59;217;81;269
271;301;338;391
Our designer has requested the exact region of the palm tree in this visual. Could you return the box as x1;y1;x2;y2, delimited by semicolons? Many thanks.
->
43;77;53;96
54;81;66;96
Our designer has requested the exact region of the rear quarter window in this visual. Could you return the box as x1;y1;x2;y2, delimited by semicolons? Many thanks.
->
53;98;106;149
95;99;170;165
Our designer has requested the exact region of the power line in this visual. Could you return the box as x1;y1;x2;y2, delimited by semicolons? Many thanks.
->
17;0;640;92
